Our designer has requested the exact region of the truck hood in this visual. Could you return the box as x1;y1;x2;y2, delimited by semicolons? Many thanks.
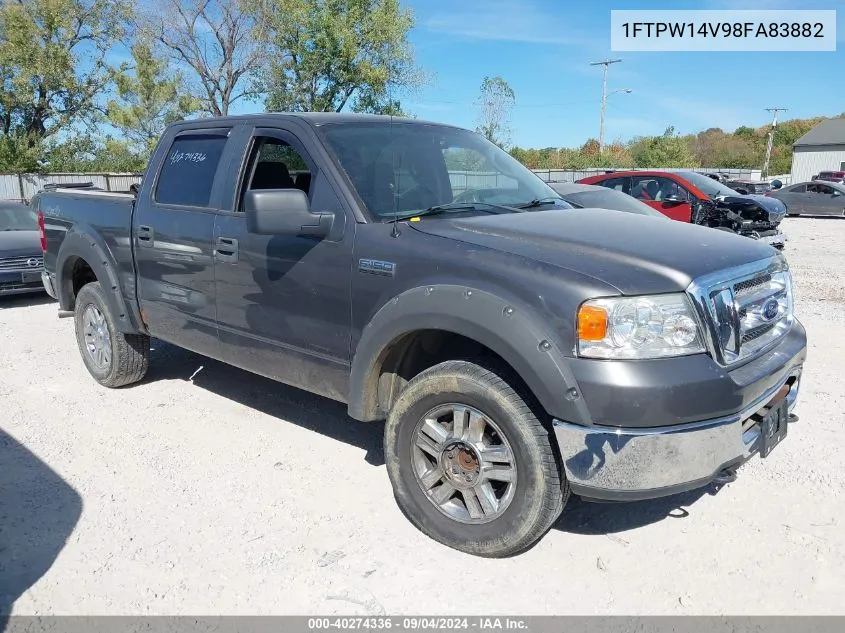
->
0;230;41;258
714;193;787;224
409;208;777;295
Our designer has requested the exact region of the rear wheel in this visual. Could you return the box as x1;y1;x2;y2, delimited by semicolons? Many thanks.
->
384;360;568;557
74;282;149;388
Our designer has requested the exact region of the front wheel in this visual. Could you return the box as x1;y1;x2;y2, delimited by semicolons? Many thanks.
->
384;360;568;557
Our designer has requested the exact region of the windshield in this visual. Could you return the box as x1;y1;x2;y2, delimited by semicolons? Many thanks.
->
0;204;38;231
678;171;740;197
320;122;563;219
561;188;664;217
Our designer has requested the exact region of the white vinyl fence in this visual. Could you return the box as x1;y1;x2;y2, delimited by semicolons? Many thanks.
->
0;172;143;203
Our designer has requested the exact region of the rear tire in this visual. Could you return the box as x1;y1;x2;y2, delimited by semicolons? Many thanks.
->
74;282;149;388
384;360;568;557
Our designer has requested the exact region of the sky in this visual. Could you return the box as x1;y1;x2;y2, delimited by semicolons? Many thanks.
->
376;0;845;148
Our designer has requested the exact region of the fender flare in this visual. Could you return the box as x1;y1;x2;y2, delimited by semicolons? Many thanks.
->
347;284;593;425
55;227;142;334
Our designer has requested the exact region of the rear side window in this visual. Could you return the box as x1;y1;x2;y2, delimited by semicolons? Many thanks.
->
155;133;228;207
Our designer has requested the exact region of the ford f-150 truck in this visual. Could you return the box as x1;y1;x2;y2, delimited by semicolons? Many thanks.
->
34;113;807;557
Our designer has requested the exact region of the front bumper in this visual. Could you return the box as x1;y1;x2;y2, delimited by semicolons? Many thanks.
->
554;322;806;501
0;269;45;297
755;231;787;248
555;370;800;501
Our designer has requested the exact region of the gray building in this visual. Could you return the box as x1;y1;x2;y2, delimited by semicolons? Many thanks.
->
791;118;845;182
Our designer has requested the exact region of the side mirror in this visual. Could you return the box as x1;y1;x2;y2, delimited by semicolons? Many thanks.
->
833;190;842;197
662;194;685;204
244;189;334;238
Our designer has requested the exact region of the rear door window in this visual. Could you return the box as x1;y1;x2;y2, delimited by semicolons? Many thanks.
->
788;184;806;193
155;133;229;207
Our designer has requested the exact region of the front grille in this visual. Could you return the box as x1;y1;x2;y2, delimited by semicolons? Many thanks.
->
688;258;794;366
0;255;43;271
735;274;772;296
742;323;775;344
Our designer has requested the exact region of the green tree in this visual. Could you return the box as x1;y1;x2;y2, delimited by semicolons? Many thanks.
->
262;0;421;114
107;41;199;154
629;126;699;168
475;76;515;148
0;0;127;156
41;135;146;172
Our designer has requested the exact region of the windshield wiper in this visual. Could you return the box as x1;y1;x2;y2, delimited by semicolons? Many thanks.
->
515;196;565;209
383;202;500;222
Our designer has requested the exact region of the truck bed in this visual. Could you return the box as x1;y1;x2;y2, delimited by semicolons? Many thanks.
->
38;188;137;312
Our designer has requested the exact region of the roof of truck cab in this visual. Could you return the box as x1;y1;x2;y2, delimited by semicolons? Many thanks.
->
169;112;463;130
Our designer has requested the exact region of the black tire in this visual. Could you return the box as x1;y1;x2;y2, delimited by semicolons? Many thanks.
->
384;360;568;557
73;282;149;388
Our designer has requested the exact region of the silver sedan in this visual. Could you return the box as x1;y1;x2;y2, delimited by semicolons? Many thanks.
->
769;180;845;217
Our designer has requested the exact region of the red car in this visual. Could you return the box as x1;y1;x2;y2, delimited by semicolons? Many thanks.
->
813;170;845;184
577;170;787;248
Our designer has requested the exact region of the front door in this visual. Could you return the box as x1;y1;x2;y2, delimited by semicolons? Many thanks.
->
212;126;354;402
134;128;233;357
807;182;844;215
630;175;693;223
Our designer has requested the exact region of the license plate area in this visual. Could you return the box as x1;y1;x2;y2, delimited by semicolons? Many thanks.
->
758;399;788;458
21;271;41;283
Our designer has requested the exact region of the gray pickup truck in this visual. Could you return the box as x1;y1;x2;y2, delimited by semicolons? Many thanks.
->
34;113;807;557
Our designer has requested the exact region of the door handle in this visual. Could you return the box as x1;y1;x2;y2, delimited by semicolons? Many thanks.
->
136;225;154;247
215;236;239;263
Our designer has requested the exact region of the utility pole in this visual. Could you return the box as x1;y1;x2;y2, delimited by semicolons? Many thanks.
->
590;58;622;153
762;107;788;180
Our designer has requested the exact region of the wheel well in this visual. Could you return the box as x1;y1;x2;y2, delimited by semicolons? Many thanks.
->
372;330;537;419
62;256;97;309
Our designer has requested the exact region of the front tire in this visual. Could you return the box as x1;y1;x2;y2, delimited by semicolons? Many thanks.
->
384;360;568;557
74;282;149;388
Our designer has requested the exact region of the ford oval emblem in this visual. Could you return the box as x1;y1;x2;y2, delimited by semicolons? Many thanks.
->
762;298;779;321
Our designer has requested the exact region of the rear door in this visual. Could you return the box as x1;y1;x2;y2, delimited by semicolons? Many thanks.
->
778;183;807;214
134;127;234;357
630;175;693;222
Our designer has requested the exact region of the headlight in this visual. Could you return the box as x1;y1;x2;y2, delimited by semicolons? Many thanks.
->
577;294;705;359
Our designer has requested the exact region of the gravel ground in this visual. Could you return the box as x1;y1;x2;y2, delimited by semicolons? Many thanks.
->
1;216;844;616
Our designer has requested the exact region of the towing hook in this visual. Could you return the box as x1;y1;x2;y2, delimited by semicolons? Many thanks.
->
712;468;738;486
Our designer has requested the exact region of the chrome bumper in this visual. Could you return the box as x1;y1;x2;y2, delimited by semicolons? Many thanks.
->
554;368;802;501
41;271;58;300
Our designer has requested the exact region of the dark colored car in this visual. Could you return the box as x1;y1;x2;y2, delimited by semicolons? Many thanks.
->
547;182;666;217
726;180;772;195
34;113;806;557
768;180;845;216
578;170;787;248
0;201;45;297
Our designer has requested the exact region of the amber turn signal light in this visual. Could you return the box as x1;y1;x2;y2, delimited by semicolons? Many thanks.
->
577;304;608;341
